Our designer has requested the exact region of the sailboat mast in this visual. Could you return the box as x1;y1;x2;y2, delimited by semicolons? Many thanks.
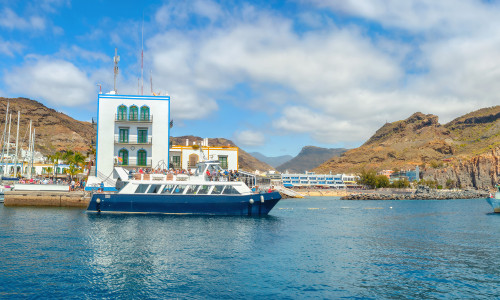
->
30;128;35;179
1;102;9;168
5;113;12;175
14;111;20;177
27;120;32;178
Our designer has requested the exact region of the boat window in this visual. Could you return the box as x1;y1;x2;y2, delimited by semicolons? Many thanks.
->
161;184;176;194
197;185;210;194
211;185;224;194
195;164;204;176
147;184;162;194
135;184;150;193
172;185;186;194
222;185;240;195
185;185;199;194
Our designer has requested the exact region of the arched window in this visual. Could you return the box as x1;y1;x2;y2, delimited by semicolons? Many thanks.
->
118;149;129;166
117;105;127;120
137;149;147;166
140;106;150;121
188;154;199;168
129;105;138;121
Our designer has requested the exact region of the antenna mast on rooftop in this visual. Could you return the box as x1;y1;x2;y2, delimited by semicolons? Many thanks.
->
150;69;153;94
141;15;144;95
113;48;120;93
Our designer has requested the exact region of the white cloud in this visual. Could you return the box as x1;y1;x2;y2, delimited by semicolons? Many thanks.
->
0;8;46;31
147;12;405;142
5;58;94;107
273;106;368;144
145;1;500;146
57;46;109;62
307;0;499;34
233;130;266;147
155;0;222;28
192;0;223;22
0;38;23;56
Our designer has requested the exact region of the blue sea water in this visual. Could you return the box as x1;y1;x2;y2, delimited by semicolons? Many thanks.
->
1;197;499;299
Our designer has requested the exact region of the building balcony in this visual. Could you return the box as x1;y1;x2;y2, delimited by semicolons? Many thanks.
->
115;114;153;123
114;136;152;145
114;158;152;168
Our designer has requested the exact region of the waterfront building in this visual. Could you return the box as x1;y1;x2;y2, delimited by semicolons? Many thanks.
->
169;138;238;171
281;171;353;189
388;166;420;182
95;93;170;178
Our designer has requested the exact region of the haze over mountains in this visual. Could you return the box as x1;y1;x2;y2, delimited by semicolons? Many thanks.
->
275;146;346;173
249;152;293;168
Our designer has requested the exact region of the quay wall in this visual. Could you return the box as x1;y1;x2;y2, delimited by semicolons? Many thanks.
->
4;191;90;208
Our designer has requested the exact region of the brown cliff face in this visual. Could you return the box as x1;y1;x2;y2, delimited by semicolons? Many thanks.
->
423;146;500;189
313;106;500;188
170;135;274;172
0;97;94;154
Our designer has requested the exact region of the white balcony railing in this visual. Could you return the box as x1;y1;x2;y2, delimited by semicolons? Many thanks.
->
114;136;152;145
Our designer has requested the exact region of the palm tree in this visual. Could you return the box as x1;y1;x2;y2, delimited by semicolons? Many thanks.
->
48;152;62;178
62;150;75;164
66;164;81;181
46;166;53;178
73;152;86;169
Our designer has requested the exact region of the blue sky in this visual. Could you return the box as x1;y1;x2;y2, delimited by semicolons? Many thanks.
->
2;0;500;157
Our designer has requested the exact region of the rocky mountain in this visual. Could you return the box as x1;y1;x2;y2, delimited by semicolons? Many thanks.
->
0;97;95;155
170;135;274;172
276;146;347;173
313;106;500;189
249;152;293;168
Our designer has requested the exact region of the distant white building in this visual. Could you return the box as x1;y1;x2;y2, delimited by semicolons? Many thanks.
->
281;171;359;188
95;93;171;177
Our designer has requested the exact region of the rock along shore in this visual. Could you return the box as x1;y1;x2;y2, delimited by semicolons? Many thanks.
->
341;188;489;200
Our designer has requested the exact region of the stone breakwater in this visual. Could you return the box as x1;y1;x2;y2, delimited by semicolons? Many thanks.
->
4;191;90;207
342;189;489;200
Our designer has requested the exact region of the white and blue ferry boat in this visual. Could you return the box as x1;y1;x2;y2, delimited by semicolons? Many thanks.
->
486;184;500;213
87;160;281;215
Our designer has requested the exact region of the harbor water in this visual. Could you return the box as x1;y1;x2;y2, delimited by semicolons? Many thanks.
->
1;197;499;299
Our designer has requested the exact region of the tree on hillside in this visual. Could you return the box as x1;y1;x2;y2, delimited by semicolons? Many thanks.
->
358;169;377;188
358;169;391;189
375;175;390;188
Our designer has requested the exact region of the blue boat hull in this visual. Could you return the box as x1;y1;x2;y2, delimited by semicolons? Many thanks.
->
87;192;282;216
486;195;500;213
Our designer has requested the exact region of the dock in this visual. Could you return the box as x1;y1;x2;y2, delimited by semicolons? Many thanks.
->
3;191;90;208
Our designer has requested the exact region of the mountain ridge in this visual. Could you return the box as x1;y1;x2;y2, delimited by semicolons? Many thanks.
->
313;106;500;188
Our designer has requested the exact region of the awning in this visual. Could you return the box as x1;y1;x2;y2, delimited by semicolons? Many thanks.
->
283;183;293;187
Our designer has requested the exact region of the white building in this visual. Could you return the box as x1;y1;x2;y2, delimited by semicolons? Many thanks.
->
281;172;359;188
95;93;170;177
